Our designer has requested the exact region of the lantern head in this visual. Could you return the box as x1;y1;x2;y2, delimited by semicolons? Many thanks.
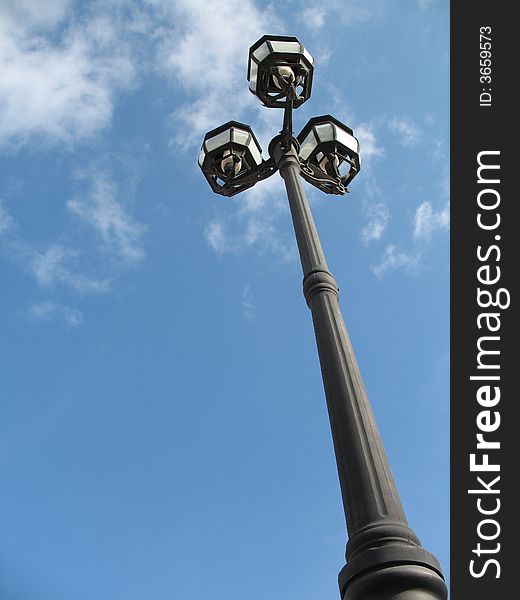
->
199;121;270;196
297;115;361;192
247;35;314;109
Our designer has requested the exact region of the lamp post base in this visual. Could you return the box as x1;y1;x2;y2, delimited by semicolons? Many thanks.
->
340;562;447;600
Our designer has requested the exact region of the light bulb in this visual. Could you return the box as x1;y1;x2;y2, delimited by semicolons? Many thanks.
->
319;153;340;177
273;65;295;89
220;150;242;176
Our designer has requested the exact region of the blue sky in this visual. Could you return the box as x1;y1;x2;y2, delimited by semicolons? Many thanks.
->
0;1;449;599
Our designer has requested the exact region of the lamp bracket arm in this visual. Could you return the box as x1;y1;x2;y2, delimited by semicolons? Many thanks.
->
299;159;349;195
211;157;278;197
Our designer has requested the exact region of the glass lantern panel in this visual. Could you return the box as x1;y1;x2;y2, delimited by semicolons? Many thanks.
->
252;42;270;63
248;140;262;165
198;147;206;167
205;129;232;152
336;128;359;154
249;61;258;91
299;131;318;160
232;128;251;146
315;123;335;143
302;47;314;65
270;41;301;55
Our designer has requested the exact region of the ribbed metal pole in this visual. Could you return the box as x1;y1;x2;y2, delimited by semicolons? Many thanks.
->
272;140;447;600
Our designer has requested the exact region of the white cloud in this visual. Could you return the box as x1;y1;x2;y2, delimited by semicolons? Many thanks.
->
0;201;14;235
0;0;71;30
204;220;231;255
313;46;333;65
30;244;110;293
2;165;145;298
439;169;450;200
301;7;327;31
203;178;295;261
152;0;279;93
244;216;276;248
360;175;383;200
0;92;150;307
202;171;295;261
0;0;283;151
324;86;384;169
242;284;256;321
413;201;449;241
26;300;83;327
30;245;73;286
318;0;384;27
0;1;139;149
27;300;56;320
151;0;282;147
361;203;389;244
372;244;420;277
432;138;445;162
67;172;146;265
417;0;438;9
62;307;83;327
389;117;421;147
355;123;385;166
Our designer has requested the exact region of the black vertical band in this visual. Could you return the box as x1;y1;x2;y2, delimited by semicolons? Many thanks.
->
451;3;515;598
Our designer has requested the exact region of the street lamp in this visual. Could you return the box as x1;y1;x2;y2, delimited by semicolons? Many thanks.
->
247;35;314;108
297;114;361;191
199;35;447;600
198;121;275;196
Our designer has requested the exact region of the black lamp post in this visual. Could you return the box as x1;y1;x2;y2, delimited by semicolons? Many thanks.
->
199;35;447;600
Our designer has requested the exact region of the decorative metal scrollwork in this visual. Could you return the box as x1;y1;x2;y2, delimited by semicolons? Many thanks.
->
210;157;278;197
299;160;348;195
